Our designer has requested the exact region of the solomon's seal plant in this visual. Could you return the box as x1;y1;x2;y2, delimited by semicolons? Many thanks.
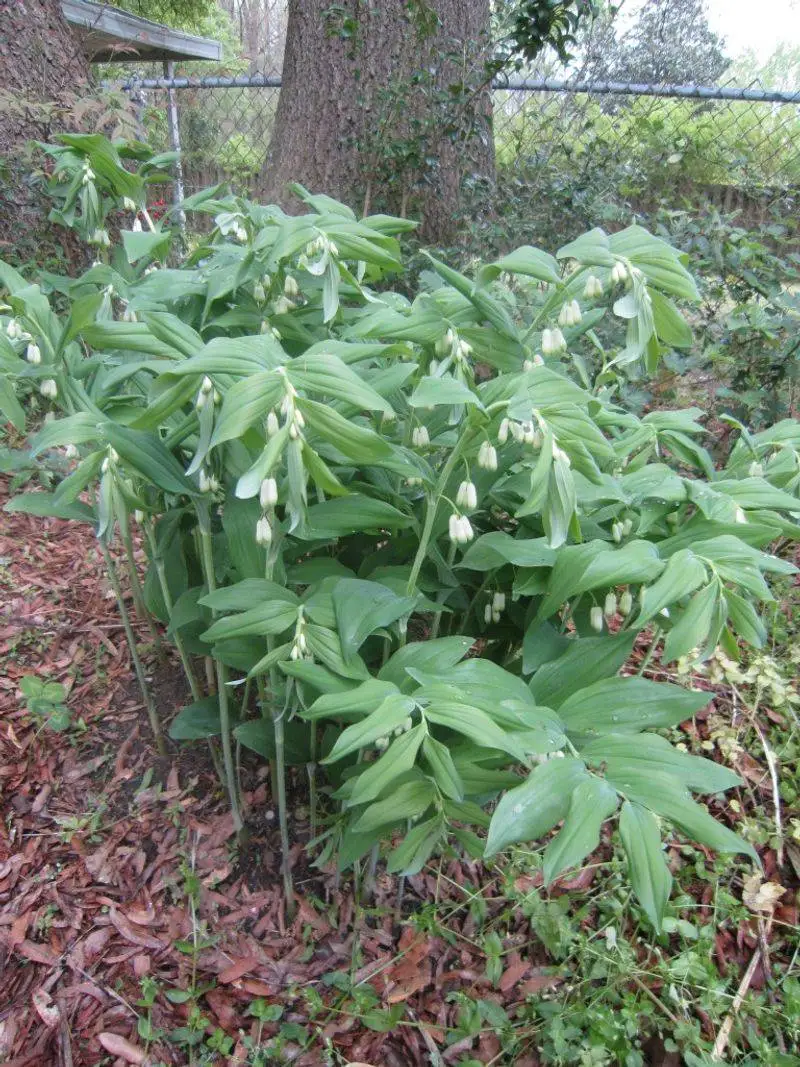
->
2;137;798;928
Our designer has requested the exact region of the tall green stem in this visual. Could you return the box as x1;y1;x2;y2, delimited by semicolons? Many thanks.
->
100;541;166;757
121;514;163;653
429;541;458;640
406;428;475;598
275;686;295;913
196;506;242;832
144;525;203;702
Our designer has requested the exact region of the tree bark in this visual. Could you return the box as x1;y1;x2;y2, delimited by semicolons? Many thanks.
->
261;0;494;243
0;0;90;253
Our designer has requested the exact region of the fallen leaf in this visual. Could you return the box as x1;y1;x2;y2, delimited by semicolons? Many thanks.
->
108;909;164;950
218;955;260;985
98;1033;147;1064
742;874;786;914
32;989;60;1028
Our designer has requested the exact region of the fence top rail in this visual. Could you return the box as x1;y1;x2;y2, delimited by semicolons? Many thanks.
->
111;72;800;105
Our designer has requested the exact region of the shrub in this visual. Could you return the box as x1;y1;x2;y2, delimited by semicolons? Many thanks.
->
2;135;799;930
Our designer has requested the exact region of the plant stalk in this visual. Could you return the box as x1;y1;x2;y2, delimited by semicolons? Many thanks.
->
144;525;203;702
121;514;163;653
196;508;242;832
100;541;166;757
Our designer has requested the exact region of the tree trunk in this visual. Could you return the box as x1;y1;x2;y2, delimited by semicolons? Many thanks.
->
261;0;494;243
0;0;90;254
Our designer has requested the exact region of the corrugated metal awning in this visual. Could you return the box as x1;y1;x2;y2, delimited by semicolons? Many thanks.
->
62;0;222;63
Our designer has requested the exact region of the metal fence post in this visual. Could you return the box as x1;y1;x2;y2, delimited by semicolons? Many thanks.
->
164;60;186;231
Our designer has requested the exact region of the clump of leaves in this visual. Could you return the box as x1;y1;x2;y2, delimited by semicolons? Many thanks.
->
2;134;799;931
19;676;70;732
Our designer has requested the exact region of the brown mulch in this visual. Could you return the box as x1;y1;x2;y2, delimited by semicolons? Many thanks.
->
1;473;797;1066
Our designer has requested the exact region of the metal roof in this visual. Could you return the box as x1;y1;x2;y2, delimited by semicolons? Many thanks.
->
62;0;222;63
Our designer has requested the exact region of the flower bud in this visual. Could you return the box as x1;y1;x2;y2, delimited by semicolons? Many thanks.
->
604;592;617;618
290;644;302;661
735;506;747;524
134;510;145;524
375;736;389;751
510;420;524;443
284;275;299;299
457;515;474;543
412;425;430;448
253;282;266;304
541;328;555;356
612;521;623;543
199;469;211;493
64;443;78;459
748;461;763;477
619;590;633;615
39;378;57;400
590;606;604;632
26;342;41;365
297;631;307;653
584;275;603;299
484;603;492;624
132;217;142;233
570;300;582;324
552;327;567;352
288;422;299;440
123;197;137;212
456;480;477;510
6;319;19;339
621;518;633;536
558;302;570;328
552;444;571;466
259;477;278;509
255;516;272;545
478;440;498;471
492;591;505;613
497;418;510;445
266;411;280;437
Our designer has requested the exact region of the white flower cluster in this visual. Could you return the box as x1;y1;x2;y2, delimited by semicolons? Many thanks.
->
199;468;220;494
558;300;582;328
448;513;474;545
541;328;567;356
411;425;430;448
484;591;505;624
477;440;498;471
583;275;604;299
456;480;477;510
610;262;628;285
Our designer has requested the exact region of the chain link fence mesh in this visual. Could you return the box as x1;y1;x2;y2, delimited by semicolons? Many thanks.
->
117;70;799;222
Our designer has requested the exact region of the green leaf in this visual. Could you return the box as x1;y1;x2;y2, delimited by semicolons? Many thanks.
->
297;397;397;466
661;582;719;663
304;623;370;680
352;779;436;832
0;375;25;432
378;636;473;691
287;352;393;414
543;777;618;885
221;497;267;581
636;549;708;626
422;735;464;801
121;229;171;265
386;816;444;875
484;758;589;856
618;801;672;932
101;423;196;496
301;495;413;538
458;532;555;571
322;694;415;763
580;734;741;794
332;579;416;661
528;632;636;708
234;717;313;764
169;696;222;740
303;678;399;722
557;677;709;735
209;371;283;447
199;578;299;613
478;245;560;286
5;492;94;523
346;723;426;806
424;702;528;763
409;375;483;410
650;290;693;348
201;600;298;642
606;768;758;863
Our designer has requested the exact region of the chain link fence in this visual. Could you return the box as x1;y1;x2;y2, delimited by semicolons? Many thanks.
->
118;70;800;222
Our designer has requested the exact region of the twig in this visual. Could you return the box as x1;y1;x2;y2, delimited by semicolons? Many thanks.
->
711;938;764;1061
751;717;784;868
